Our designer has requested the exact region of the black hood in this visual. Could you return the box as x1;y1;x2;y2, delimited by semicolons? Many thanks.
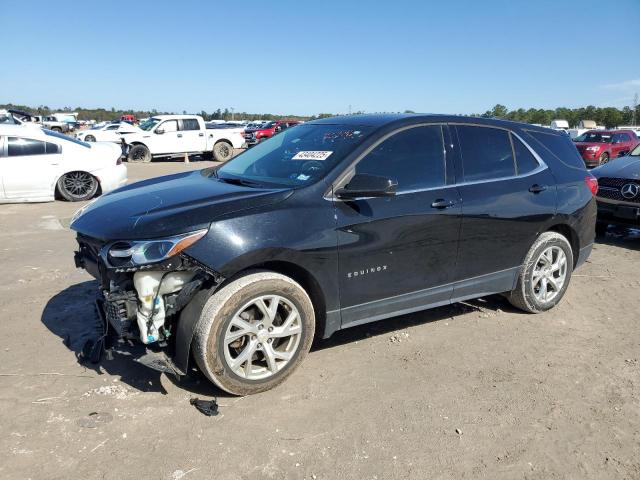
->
591;155;640;180
70;169;292;241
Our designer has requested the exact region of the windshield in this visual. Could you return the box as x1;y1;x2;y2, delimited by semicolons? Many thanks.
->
574;132;612;143
0;112;16;124
217;124;374;187
44;129;91;148
139;118;161;131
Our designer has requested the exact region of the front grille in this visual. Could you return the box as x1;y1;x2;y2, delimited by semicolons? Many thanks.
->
597;177;640;204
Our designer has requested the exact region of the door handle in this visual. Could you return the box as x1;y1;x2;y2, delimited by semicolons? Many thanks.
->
177;133;183;138
529;184;547;193
198;133;204;137
431;199;455;209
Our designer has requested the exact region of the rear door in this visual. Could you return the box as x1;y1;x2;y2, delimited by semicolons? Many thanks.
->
179;118;207;152
451;124;556;298
0;136;61;199
335;124;462;326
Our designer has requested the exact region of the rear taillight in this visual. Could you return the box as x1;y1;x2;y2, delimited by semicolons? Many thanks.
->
585;175;598;196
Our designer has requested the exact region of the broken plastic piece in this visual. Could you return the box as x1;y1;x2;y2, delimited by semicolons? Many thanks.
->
190;397;219;416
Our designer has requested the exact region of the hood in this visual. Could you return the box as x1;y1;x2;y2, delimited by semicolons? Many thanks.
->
591;155;640;179
70;169;292;240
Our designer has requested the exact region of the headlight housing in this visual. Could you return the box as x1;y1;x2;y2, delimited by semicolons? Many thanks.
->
586;146;601;152
105;229;208;267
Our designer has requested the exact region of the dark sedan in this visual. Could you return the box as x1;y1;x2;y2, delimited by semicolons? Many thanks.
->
591;144;640;234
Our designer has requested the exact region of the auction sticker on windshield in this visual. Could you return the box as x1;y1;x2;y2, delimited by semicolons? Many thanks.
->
292;151;333;161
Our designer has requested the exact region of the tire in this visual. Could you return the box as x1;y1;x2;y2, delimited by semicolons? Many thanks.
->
508;231;574;313
85;135;96;142
127;144;151;163
56;171;99;202
193;270;315;395
213;141;234;162
51;127;62;133
599;152;609;165
595;222;608;237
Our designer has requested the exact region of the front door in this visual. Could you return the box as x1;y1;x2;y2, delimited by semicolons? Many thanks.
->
334;124;461;327
1;136;60;199
153;119;180;154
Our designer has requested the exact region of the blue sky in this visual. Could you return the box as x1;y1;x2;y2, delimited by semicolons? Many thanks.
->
1;0;639;116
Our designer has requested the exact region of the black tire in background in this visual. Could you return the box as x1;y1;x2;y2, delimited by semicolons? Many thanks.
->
127;144;151;163
213;141;234;162
508;231;574;313
85;135;96;142
56;171;99;202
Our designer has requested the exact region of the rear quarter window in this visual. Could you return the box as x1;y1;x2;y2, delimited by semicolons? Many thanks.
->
523;129;585;171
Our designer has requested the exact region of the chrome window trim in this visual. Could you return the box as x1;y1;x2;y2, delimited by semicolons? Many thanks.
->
326;122;549;201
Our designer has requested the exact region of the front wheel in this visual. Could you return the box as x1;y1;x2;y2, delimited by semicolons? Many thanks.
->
193;271;315;395
127;144;151;163
213;141;234;162
508;232;574;313
56;171;98;202
599;152;609;165
85;135;96;142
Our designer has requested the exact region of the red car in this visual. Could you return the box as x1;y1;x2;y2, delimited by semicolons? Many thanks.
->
244;120;301;146
573;129;639;167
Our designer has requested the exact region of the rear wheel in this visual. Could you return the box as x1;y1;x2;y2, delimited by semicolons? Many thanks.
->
213;141;234;162
85;135;96;142
599;152;609;165
508;232;573;313
51;127;62;133
128;144;151;163
56;171;98;202
193;271;315;395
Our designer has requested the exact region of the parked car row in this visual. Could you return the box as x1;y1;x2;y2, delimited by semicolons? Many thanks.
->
573;129;639;167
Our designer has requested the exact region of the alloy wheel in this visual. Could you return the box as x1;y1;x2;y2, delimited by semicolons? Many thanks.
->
223;295;302;380
532;246;567;303
62;172;94;199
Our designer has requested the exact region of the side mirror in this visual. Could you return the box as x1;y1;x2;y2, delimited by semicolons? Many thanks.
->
335;173;397;200
156;128;165;135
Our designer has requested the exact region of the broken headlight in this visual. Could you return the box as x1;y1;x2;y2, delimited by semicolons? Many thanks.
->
105;229;208;267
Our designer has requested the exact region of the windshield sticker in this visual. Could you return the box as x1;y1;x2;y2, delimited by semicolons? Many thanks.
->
296;174;311;181
292;151;333;161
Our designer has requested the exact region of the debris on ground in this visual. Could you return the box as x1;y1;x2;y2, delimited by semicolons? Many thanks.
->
389;332;410;344
190;397;219;416
76;412;113;429
84;384;137;400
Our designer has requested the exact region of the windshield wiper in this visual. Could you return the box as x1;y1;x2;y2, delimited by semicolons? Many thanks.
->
216;175;262;188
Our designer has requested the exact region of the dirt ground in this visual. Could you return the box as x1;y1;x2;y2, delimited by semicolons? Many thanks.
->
1;160;639;480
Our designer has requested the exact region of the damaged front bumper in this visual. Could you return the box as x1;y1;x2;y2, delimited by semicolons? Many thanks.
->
74;233;224;376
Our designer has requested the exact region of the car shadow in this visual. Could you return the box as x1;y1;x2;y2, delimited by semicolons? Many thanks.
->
42;281;518;397
595;226;640;251
313;294;519;352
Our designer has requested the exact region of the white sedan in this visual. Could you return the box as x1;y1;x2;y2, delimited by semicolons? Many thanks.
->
76;122;140;143
0;124;127;203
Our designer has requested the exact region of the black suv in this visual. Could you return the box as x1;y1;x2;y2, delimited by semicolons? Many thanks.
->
71;114;597;395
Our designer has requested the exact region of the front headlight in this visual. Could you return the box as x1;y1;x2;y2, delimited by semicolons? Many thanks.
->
586;146;600;152
106;229;208;266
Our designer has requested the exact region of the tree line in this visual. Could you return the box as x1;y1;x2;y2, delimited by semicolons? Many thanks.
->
475;104;639;128
2;102;638;128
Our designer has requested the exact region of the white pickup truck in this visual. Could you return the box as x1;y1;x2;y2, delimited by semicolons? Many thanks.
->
123;115;246;162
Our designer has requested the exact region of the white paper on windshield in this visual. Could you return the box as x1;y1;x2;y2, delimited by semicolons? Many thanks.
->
292;151;333;161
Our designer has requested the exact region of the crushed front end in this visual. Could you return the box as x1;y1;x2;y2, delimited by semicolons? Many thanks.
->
73;230;223;375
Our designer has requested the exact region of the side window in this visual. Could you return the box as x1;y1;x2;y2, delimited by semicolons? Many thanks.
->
621;134;631;142
611;133;622;143
181;119;200;131
525;130;584;169
355;125;446;190
456;126;515;181
511;134;539;175
7;137;46;157
45;142;61;154
159;120;178;133
106;125;119;130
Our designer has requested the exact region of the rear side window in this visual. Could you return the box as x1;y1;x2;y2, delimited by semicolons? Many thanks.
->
525;130;585;170
46;142;61;154
456;125;515;181
7;137;46;156
511;134;539;174
181;119;200;131
355;125;446;190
